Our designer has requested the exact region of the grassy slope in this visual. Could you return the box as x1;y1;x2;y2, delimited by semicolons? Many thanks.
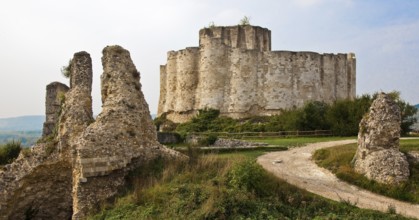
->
89;137;409;219
313;139;419;204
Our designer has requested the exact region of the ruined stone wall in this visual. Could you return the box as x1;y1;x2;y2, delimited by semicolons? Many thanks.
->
0;52;94;220
42;82;69;137
158;25;356;123
1;46;186;220
353;93;410;184
70;46;186;219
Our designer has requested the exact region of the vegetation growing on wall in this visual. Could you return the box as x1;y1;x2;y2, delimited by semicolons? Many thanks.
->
60;59;72;78
239;16;251;25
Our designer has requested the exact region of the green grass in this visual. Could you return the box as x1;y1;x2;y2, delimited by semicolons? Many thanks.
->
245;136;354;147
172;136;353;159
89;144;410;219
313;139;419;204
399;139;419;152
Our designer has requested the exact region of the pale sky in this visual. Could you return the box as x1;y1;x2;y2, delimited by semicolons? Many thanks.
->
0;0;418;118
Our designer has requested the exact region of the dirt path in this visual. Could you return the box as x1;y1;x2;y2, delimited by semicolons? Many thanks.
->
257;139;419;219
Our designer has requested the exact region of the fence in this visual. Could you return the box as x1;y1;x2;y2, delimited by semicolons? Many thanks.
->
188;130;332;139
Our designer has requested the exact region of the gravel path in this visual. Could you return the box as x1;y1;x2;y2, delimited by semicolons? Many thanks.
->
257;139;419;219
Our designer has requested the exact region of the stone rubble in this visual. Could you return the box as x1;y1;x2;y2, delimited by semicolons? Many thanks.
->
213;138;268;148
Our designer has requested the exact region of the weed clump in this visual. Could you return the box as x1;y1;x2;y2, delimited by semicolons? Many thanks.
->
0;140;22;165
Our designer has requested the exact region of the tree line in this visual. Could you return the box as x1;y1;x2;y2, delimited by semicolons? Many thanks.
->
155;91;418;136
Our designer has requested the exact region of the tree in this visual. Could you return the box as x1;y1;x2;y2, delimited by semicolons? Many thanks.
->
326;95;372;136
297;101;330;131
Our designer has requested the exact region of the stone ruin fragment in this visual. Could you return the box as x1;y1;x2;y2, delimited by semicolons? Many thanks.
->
42;82;69;137
0;45;186;220
353;92;410;184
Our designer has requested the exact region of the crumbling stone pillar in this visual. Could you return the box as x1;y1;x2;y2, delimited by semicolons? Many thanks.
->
353;92;410;184
57;51;94;158
42;82;69;137
71;46;186;219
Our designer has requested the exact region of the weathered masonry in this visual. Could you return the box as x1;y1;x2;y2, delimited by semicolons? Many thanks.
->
0;46;185;220
158;25;356;123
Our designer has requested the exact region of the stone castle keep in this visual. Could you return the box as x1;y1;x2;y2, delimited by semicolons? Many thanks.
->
0;46;185;219
158;25;356;123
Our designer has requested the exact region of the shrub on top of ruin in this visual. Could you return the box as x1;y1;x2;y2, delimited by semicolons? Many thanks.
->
239;16;251;25
0;140;22;165
61;59;72;78
207;21;216;28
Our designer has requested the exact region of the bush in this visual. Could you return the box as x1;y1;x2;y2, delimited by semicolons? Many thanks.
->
0;140;22;165
206;134;218;145
176;109;221;133
198;134;218;146
297;101;330;131
326;95;372;136
227;160;268;196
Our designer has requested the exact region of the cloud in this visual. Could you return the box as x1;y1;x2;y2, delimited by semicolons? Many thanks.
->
349;20;419;104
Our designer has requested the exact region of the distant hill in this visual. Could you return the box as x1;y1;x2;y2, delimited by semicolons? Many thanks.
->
0;115;44;131
0;130;42;147
415;104;419;109
0;116;44;146
0;114;157;146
